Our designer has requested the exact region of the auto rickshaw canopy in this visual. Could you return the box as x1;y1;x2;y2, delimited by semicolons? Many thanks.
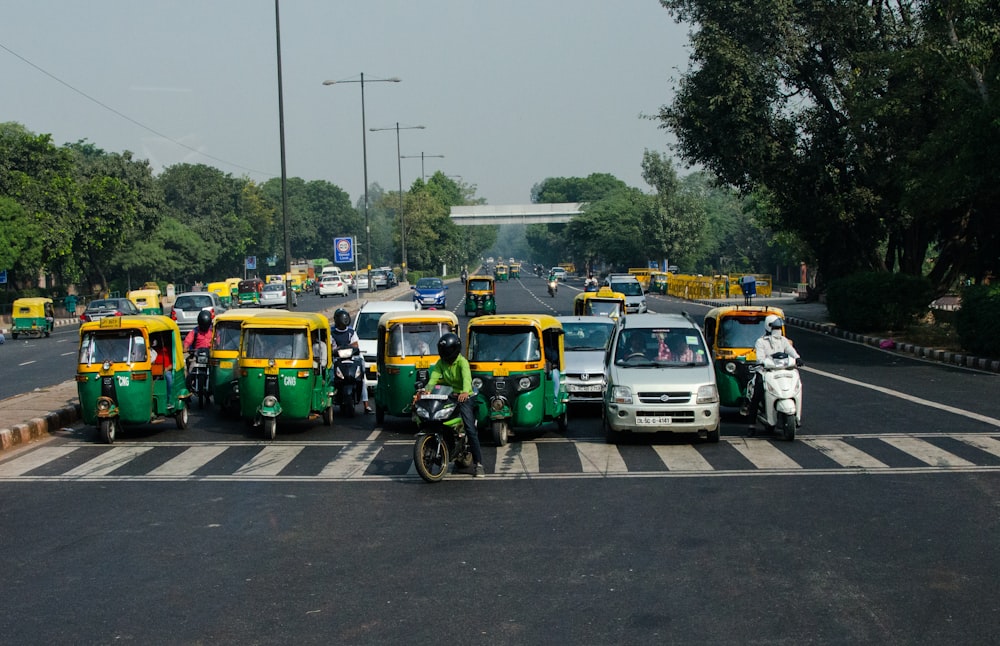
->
12;297;54;317
466;275;495;293
239;311;331;368
466;314;565;370
703;305;786;361
78;314;186;371
377;310;460;359
573;287;626;319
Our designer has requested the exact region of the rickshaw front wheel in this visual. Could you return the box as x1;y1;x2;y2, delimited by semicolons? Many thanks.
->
99;418;117;444
174;402;189;430
491;421;509;447
323;405;334;427
263;417;277;440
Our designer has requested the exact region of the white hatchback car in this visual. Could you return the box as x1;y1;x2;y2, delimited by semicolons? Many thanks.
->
317;274;349;297
604;314;719;443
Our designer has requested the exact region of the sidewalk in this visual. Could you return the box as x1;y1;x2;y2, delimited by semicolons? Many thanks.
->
0;283;416;453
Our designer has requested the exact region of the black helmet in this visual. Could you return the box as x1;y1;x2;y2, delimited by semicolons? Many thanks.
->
333;308;351;330
197;309;213;332
437;333;462;363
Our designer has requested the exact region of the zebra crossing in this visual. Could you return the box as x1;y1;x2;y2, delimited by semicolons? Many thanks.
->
3;433;1000;482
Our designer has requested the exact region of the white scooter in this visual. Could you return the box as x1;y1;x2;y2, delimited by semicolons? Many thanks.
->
746;352;802;441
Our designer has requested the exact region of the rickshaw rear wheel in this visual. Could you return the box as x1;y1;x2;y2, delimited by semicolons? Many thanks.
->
263;417;277;440
491;421;509;447
413;433;449;483
175;402;189;430
99;418;117;444
323;405;334;427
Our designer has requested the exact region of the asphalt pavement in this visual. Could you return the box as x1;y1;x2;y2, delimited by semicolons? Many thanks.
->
2;284;997;453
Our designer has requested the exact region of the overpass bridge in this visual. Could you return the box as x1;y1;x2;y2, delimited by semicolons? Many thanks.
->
450;203;584;226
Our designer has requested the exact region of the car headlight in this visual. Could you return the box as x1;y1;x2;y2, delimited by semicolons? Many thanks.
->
696;384;719;404
611;385;632;404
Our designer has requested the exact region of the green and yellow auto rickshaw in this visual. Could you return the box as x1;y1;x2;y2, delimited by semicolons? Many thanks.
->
648;271;670;294
510;263;521;279
76;315;189;443
466;314;569;446
573;287;626;320
209;307;276;415
237;311;334;440
127;288;163;315
10;297;55;339
207;281;232;307
237;277;264;307
703;305;786;408
226;277;242;305
495;264;508;282
373;310;461;424
464;275;497;317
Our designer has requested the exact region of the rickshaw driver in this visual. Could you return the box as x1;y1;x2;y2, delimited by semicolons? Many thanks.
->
331;309;373;414
414;333;484;478
150;336;173;396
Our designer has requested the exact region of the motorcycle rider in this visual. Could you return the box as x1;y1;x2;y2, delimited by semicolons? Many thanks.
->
183;310;214;353
413;333;484;477
743;314;801;428
584;274;598;291
330;308;372;414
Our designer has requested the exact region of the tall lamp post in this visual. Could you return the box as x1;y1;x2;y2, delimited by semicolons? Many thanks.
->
322;74;400;273
370;123;425;283
401;152;445;182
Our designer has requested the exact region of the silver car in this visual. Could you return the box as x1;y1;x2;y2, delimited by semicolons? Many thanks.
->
259;282;296;308
170;291;227;332
558;316;615;403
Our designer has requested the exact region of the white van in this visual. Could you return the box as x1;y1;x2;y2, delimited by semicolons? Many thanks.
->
353;300;420;391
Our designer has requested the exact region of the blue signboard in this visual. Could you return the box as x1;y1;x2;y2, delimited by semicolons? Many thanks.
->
245;256;257;270
0;270;6;284
334;237;354;264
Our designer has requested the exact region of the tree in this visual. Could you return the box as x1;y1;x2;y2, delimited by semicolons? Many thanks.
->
260;177;359;263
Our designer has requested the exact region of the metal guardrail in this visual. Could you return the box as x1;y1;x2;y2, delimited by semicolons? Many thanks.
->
666;274;773;300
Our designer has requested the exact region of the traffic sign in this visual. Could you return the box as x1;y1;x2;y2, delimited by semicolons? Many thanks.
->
334;237;354;264
245;256;257;270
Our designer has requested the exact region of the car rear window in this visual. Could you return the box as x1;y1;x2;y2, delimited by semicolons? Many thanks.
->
175;295;213;309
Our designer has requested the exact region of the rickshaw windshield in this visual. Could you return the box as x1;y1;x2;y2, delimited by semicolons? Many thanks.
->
717;317;768;349
389;323;449;358
562;322;613;351
213;322;242;351
243;329;310;359
469;327;541;362
587;301;621;317
468;279;491;291
79;330;148;364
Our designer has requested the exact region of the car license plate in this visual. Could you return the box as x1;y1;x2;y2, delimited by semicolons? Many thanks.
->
636;416;670;425
569;384;603;392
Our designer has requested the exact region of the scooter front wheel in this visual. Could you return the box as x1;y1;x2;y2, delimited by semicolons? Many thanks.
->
778;412;796;441
413;433;450;483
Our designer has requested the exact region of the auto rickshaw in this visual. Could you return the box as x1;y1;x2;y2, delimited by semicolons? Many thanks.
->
464;275;497;317
237;277;264;307
76;314;189;444
648;271;670;294
209;307;276;415
207;281;232;307
127;288;163;315
287;273;305;294
10;297;55;339
573;287;626;320
703;305;786;408
466;314;569;446
510;263;521;279
237;311;334;440
226;277;242;304
373;310;461;424
495;264;508;282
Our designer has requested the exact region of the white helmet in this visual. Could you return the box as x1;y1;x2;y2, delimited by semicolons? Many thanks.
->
764;314;783;335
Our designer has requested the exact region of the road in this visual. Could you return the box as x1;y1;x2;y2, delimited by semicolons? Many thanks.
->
1;275;999;644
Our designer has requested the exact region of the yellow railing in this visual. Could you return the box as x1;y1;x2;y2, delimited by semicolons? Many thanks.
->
666;274;772;300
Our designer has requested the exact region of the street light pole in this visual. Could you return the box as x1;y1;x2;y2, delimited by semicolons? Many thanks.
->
370;123;425;284
401;152;445;182
323;74;400;273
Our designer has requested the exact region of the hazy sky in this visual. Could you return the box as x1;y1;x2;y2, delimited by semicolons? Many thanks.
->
1;1;690;206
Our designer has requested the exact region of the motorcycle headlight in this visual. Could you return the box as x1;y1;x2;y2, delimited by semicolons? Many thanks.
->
335;367;344;379
416;407;431;420
434;405;456;421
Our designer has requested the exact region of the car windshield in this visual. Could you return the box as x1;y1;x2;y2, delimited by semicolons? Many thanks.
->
355;312;381;340
243;329;309;359
388;323;451;358
416;278;443;289
615;328;707;367
79;330;147;364
611;282;643;296
562;322;613;351
468;326;541;362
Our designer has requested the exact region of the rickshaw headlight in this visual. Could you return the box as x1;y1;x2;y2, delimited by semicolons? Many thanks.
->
102;361;112;371
518;377;531;390
96;398;113;412
472;377;483;390
263;395;278;407
724;361;737;374
490;397;506;412
268;359;276;368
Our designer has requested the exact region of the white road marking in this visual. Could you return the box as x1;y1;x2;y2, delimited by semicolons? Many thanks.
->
495;442;539;475
729;439;802;469
233;445;303;476
318;442;383;479
575;440;628;474
63;446;153;476
802;438;889;469
0;446;78;476
955;434;1000;459
880;436;975;467
148;445;229;476
652;444;713;471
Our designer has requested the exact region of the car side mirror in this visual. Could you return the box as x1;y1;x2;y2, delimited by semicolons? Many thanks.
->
444;286;448;290
410;285;415;290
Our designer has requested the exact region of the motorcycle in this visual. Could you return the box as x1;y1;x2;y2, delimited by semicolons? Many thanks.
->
746;352;802;441
333;345;364;417
186;347;211;409
547;279;558;297
412;385;474;483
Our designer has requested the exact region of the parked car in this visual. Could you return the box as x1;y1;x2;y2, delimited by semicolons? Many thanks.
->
603;313;719;443
170;291;227;332
557;315;616;404
370;269;389;288
350;272;372;293
259;282;297;308
317;273;349;298
79;297;141;323
411;277;448;309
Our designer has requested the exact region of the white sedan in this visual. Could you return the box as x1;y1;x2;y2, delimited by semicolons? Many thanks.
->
259;282;296;308
318;274;349;297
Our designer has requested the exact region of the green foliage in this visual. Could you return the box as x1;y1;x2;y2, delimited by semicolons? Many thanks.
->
826;272;933;333
955;285;1000;358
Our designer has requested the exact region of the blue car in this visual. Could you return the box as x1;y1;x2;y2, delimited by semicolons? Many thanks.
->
411;277;448;309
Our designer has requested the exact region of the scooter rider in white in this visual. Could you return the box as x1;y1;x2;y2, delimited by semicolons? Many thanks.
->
743;314;801;430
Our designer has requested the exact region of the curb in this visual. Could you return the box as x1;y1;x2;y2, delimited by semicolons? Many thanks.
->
0;401;81;452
